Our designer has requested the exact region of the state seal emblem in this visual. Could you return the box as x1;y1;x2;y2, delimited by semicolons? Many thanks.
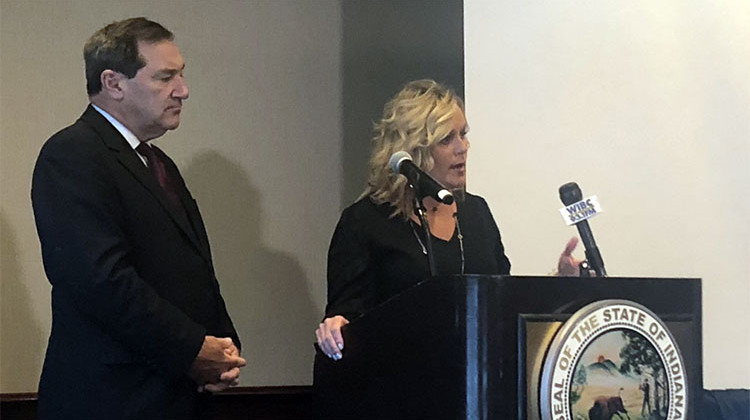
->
540;300;688;420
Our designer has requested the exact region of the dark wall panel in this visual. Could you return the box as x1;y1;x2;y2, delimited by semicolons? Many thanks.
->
341;0;464;203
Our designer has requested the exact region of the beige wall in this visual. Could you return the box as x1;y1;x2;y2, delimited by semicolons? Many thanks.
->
1;0;342;391
465;0;749;388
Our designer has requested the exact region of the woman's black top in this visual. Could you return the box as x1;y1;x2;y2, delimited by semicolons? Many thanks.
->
324;192;511;319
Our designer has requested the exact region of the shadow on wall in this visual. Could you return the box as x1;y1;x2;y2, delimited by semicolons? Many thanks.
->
0;211;45;391
182;152;316;385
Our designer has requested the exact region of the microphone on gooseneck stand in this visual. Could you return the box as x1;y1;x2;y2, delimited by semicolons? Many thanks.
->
389;151;450;277
558;182;607;277
389;151;454;205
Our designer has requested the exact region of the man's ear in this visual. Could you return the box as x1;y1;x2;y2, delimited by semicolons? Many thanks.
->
100;70;126;100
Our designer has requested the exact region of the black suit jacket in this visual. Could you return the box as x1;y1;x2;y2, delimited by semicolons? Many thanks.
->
31;106;239;419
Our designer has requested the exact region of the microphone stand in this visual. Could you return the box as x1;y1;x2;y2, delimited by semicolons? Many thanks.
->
412;185;437;277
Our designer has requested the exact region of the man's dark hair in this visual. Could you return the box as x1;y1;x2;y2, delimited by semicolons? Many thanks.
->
84;17;174;95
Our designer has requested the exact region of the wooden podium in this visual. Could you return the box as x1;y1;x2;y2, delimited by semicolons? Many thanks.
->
313;275;702;419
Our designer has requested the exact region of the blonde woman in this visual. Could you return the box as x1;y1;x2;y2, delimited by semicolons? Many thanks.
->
315;79;519;360
315;80;582;362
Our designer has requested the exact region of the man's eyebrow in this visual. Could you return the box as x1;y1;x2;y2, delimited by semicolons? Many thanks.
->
154;64;185;76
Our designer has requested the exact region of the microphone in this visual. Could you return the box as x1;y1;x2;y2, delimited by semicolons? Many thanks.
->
389;151;454;205
558;182;606;277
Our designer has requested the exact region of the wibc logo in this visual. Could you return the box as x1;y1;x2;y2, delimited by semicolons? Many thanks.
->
540;300;688;420
559;196;602;226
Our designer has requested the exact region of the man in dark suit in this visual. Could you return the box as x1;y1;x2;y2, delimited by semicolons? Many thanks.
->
31;17;246;419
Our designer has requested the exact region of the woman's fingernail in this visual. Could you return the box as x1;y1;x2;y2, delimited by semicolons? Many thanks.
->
337;343;344;350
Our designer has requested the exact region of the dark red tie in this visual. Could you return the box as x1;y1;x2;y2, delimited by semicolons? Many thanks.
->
136;143;185;213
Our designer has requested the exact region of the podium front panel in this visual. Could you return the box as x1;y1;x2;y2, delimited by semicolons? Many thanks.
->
313;276;702;420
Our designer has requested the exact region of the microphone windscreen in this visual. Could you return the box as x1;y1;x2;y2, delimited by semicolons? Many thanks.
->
559;182;583;205
388;151;412;174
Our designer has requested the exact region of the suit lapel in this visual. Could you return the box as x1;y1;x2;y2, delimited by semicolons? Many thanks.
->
153;146;214;264
80;106;207;261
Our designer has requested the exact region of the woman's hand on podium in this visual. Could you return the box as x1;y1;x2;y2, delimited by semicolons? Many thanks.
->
316;315;349;361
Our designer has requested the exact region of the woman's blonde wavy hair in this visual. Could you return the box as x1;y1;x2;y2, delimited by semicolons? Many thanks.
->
361;79;465;219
